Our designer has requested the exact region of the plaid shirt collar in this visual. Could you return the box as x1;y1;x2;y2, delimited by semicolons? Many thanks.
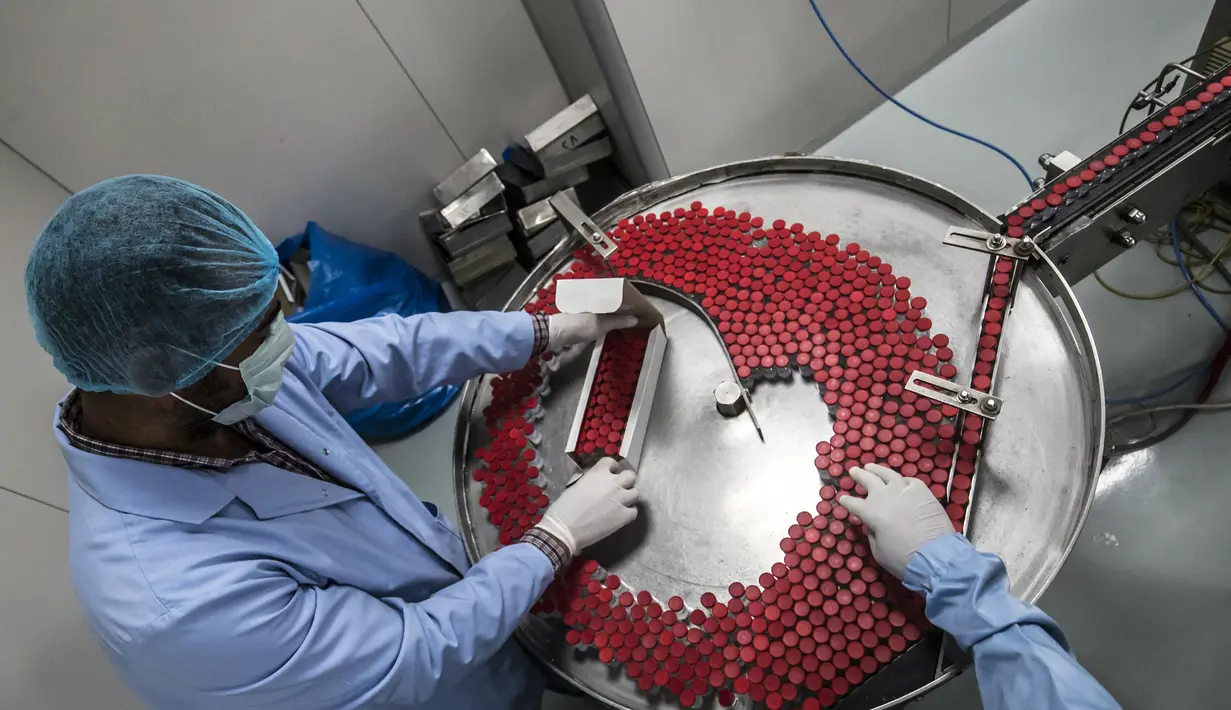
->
57;390;340;486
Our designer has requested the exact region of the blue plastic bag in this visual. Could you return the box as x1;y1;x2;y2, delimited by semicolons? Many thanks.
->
277;222;459;439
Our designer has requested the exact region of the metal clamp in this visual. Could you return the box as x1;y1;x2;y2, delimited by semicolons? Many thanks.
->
549;192;618;259
943;226;1038;261
905;371;1002;419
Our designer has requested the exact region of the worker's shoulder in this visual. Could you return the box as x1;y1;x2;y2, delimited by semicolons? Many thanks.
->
68;487;281;645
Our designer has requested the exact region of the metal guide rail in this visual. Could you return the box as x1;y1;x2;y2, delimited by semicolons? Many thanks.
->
1009;60;1231;282
451;157;1104;710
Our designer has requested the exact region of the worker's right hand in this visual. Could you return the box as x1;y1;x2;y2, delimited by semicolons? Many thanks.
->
534;458;639;555
548;313;639;350
839;464;954;580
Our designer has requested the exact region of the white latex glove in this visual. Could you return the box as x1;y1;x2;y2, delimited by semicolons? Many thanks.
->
535;458;639;554
838;463;954;580
548;313;638;350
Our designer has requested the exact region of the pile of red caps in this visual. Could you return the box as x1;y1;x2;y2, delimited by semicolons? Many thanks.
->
572;328;651;465
474;362;554;546
535;485;931;708
478;202;1014;708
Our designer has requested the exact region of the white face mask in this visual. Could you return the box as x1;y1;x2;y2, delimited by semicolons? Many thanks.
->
172;313;294;425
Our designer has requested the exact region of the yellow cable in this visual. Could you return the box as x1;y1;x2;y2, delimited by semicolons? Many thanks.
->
1095;229;1231;300
1152;242;1231;294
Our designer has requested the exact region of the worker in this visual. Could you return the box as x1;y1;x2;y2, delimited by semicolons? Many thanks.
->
26;175;643;710
840;464;1121;710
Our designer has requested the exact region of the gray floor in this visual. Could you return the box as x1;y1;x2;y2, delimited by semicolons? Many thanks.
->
376;1;1230;708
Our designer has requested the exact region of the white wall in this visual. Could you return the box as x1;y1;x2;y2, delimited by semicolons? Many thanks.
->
360;0;567;159
600;0;1019;176
0;2;568;707
0;0;568;277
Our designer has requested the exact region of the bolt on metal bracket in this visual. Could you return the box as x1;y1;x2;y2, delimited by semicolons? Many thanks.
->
1113;229;1137;248
1124;206;1148;225
943;226;1037;261
905;371;1002;420
549;192;618;259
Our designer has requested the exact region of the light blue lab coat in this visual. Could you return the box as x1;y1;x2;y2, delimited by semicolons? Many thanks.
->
906;534;1122;710
64;311;555;710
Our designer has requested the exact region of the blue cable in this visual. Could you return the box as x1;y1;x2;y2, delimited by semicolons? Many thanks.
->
807;0;1035;189
1105;362;1207;405
1171;219;1230;331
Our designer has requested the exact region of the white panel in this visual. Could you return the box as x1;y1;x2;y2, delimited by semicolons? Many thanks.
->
949;0;1013;39
0;0;463;275
522;0;661;183
0;143;73;509
360;0;569;158
602;0;949;176
0;492;141;709
821;0;1216;215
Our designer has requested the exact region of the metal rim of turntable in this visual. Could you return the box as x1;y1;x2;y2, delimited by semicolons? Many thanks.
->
452;156;1106;709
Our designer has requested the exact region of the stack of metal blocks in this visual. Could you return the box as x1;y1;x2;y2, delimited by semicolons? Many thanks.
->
420;148;519;309
502;95;613;264
421;94;614;309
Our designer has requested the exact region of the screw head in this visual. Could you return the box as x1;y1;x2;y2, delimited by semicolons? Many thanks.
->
980;397;1001;414
1125;207;1147;225
985;234;1007;251
957;390;975;404
1115;230;1137;248
1013;236;1037;255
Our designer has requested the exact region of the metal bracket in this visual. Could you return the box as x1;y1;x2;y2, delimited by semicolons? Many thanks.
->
1126;61;1211;121
943;226;1038;261
905;371;1002;420
549;192;618;259
1037;150;1081;181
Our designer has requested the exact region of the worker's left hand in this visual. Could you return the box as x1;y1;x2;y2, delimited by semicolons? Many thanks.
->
548;313;638;350
534;457;639;554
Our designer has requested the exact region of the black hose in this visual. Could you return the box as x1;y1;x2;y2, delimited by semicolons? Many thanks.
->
1110;409;1200;454
1110;307;1231;455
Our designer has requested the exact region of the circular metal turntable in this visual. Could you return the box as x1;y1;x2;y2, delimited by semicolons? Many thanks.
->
452;157;1104;709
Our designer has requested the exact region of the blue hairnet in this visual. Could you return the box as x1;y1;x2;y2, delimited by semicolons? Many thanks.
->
26;175;279;395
